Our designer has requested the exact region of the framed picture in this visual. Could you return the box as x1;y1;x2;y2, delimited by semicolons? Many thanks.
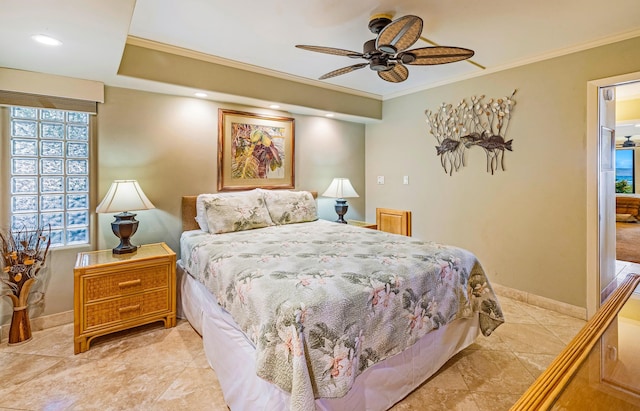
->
218;109;295;191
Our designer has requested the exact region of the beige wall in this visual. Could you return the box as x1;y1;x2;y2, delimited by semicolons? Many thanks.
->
617;98;640;122
365;36;640;308
1;86;365;326
96;86;366;255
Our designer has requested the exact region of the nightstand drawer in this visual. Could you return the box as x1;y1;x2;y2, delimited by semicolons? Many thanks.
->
84;264;169;302
84;288;170;329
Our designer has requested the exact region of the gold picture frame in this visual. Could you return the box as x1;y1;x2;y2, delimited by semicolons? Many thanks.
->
218;109;295;191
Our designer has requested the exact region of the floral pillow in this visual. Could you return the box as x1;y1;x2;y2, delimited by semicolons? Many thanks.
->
203;190;274;234
260;189;318;225
196;190;256;232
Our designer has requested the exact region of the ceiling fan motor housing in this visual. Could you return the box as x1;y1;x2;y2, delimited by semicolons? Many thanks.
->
363;39;391;71
623;136;636;147
368;14;393;34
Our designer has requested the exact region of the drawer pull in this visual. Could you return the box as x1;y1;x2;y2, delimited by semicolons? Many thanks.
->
118;279;142;288
118;305;141;313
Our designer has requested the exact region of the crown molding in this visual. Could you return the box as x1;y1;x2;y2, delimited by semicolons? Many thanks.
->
384;29;640;101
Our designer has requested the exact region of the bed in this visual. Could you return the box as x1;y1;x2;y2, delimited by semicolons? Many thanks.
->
177;189;504;411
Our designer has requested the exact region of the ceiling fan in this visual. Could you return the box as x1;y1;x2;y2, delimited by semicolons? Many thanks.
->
295;14;475;83
620;136;636;147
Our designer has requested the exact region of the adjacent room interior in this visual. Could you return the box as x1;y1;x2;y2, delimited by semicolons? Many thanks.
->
615;83;640;266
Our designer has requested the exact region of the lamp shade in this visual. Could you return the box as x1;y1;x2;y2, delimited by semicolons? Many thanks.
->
96;180;156;213
322;178;359;199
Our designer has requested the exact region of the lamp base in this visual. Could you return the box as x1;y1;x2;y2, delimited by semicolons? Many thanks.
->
334;199;348;224
111;212;139;254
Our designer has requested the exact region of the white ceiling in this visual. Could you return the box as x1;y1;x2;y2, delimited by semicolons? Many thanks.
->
1;0;640;102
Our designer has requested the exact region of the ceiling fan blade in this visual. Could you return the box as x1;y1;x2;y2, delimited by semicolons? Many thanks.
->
319;63;369;80
295;45;363;58
376;15;423;54
378;63;409;83
400;46;475;65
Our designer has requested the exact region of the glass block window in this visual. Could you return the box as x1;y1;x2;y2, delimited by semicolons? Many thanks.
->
10;107;90;247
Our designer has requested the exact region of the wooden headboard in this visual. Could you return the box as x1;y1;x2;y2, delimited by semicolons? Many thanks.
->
181;196;200;231
182;191;318;232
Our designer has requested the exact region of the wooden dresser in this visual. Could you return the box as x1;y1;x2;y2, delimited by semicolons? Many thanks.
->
73;242;176;354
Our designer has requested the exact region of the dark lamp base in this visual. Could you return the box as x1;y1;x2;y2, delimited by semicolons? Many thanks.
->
111;212;139;254
334;199;348;224
112;243;138;255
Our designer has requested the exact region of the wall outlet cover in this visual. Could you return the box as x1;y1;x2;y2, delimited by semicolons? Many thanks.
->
377;176;385;184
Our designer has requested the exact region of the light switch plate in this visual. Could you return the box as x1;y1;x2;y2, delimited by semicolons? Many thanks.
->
403;176;409;185
377;176;385;184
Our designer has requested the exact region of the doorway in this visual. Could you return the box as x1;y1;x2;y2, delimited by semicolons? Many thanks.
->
588;72;640;319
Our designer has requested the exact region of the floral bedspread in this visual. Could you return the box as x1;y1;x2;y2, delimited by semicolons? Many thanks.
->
181;220;504;410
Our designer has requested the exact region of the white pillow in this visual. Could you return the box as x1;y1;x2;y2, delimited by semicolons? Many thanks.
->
203;189;274;234
196;190;255;232
260;189;318;225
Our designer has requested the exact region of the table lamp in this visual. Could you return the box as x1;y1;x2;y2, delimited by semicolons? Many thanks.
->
96;180;156;254
322;178;359;223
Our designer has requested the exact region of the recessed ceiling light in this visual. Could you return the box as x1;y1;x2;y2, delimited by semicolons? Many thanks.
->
325;113;334;117
31;34;62;46
269;104;280;109
194;92;208;98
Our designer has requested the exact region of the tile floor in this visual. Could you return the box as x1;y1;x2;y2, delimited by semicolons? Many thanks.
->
0;295;588;411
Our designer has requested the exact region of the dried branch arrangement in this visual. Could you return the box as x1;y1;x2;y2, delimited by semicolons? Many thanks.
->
1;226;51;304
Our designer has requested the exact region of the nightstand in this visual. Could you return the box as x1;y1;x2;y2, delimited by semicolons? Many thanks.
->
347;220;377;230
73;242;176;354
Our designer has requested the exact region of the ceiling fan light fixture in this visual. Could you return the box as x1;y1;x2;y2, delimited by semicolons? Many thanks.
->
378;44;397;54
399;52;416;64
370;56;389;71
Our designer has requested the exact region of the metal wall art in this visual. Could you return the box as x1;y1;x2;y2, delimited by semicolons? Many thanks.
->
425;90;516;175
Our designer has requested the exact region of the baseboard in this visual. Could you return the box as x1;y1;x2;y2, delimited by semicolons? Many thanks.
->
492;283;587;320
1;310;73;343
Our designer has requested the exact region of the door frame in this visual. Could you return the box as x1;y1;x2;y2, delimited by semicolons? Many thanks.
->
587;70;640;319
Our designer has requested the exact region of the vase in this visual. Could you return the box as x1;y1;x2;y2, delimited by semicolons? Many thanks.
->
7;277;35;345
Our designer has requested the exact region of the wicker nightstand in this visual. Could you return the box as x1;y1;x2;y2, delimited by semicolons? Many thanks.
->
347;220;377;230
73;242;176;354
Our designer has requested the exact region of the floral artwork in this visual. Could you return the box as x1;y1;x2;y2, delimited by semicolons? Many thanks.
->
218;109;295;191
425;90;517;175
231;123;285;179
